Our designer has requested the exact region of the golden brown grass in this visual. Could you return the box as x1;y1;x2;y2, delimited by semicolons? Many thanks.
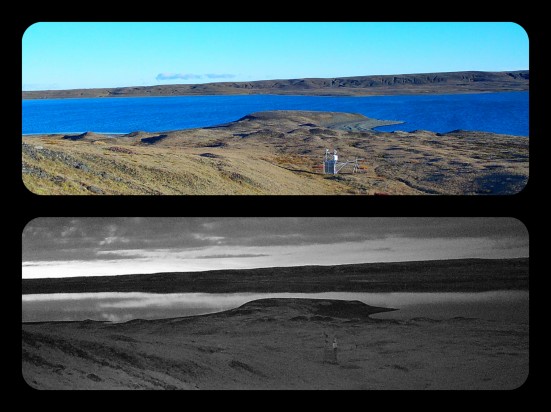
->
22;111;528;195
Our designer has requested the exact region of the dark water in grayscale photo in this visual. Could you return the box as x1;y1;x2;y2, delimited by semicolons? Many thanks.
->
22;290;529;324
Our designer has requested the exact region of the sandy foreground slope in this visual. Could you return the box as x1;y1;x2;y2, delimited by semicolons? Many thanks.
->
22;111;528;195
21;298;528;390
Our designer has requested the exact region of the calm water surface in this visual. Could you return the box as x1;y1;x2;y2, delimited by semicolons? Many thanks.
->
22;290;528;324
22;92;528;136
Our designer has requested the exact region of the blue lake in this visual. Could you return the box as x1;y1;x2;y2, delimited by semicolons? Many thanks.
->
22;92;529;136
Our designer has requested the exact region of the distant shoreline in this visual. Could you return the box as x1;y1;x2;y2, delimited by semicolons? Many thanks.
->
21;90;526;102
22;258;529;295
22;70;529;100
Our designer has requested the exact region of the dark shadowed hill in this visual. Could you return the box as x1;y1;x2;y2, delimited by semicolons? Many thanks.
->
22;70;529;99
22;258;529;294
215;298;397;321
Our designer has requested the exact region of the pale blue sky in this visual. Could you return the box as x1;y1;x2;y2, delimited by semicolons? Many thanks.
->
22;22;529;91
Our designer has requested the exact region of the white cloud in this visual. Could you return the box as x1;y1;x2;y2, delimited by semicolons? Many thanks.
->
98;236;131;246
156;73;202;80
192;233;225;244
155;73;236;81
204;73;235;79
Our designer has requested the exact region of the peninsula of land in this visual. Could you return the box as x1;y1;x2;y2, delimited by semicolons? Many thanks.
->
22;110;529;195
22;70;529;99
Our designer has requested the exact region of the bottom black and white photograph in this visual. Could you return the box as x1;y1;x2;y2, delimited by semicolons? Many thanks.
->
21;217;529;390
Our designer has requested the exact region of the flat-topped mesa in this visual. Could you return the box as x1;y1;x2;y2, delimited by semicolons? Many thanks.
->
222;110;403;131
237;110;365;122
33;111;401;142
208;298;397;322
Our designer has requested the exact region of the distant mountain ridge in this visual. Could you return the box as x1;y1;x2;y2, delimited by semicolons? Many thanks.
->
22;258;529;294
22;70;529;99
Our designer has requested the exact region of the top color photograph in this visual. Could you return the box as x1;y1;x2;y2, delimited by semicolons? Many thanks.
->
22;22;529;195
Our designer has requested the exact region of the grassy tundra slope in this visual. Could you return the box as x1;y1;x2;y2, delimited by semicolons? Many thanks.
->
22;298;528;390
22;111;529;195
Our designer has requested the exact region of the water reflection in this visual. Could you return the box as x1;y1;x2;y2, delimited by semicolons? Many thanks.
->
21;290;529;323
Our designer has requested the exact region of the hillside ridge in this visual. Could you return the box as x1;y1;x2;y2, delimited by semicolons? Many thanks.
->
22;257;529;294
22;70;529;99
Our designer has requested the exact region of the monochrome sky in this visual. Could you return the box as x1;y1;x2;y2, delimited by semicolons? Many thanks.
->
22;22;528;90
22;218;528;279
